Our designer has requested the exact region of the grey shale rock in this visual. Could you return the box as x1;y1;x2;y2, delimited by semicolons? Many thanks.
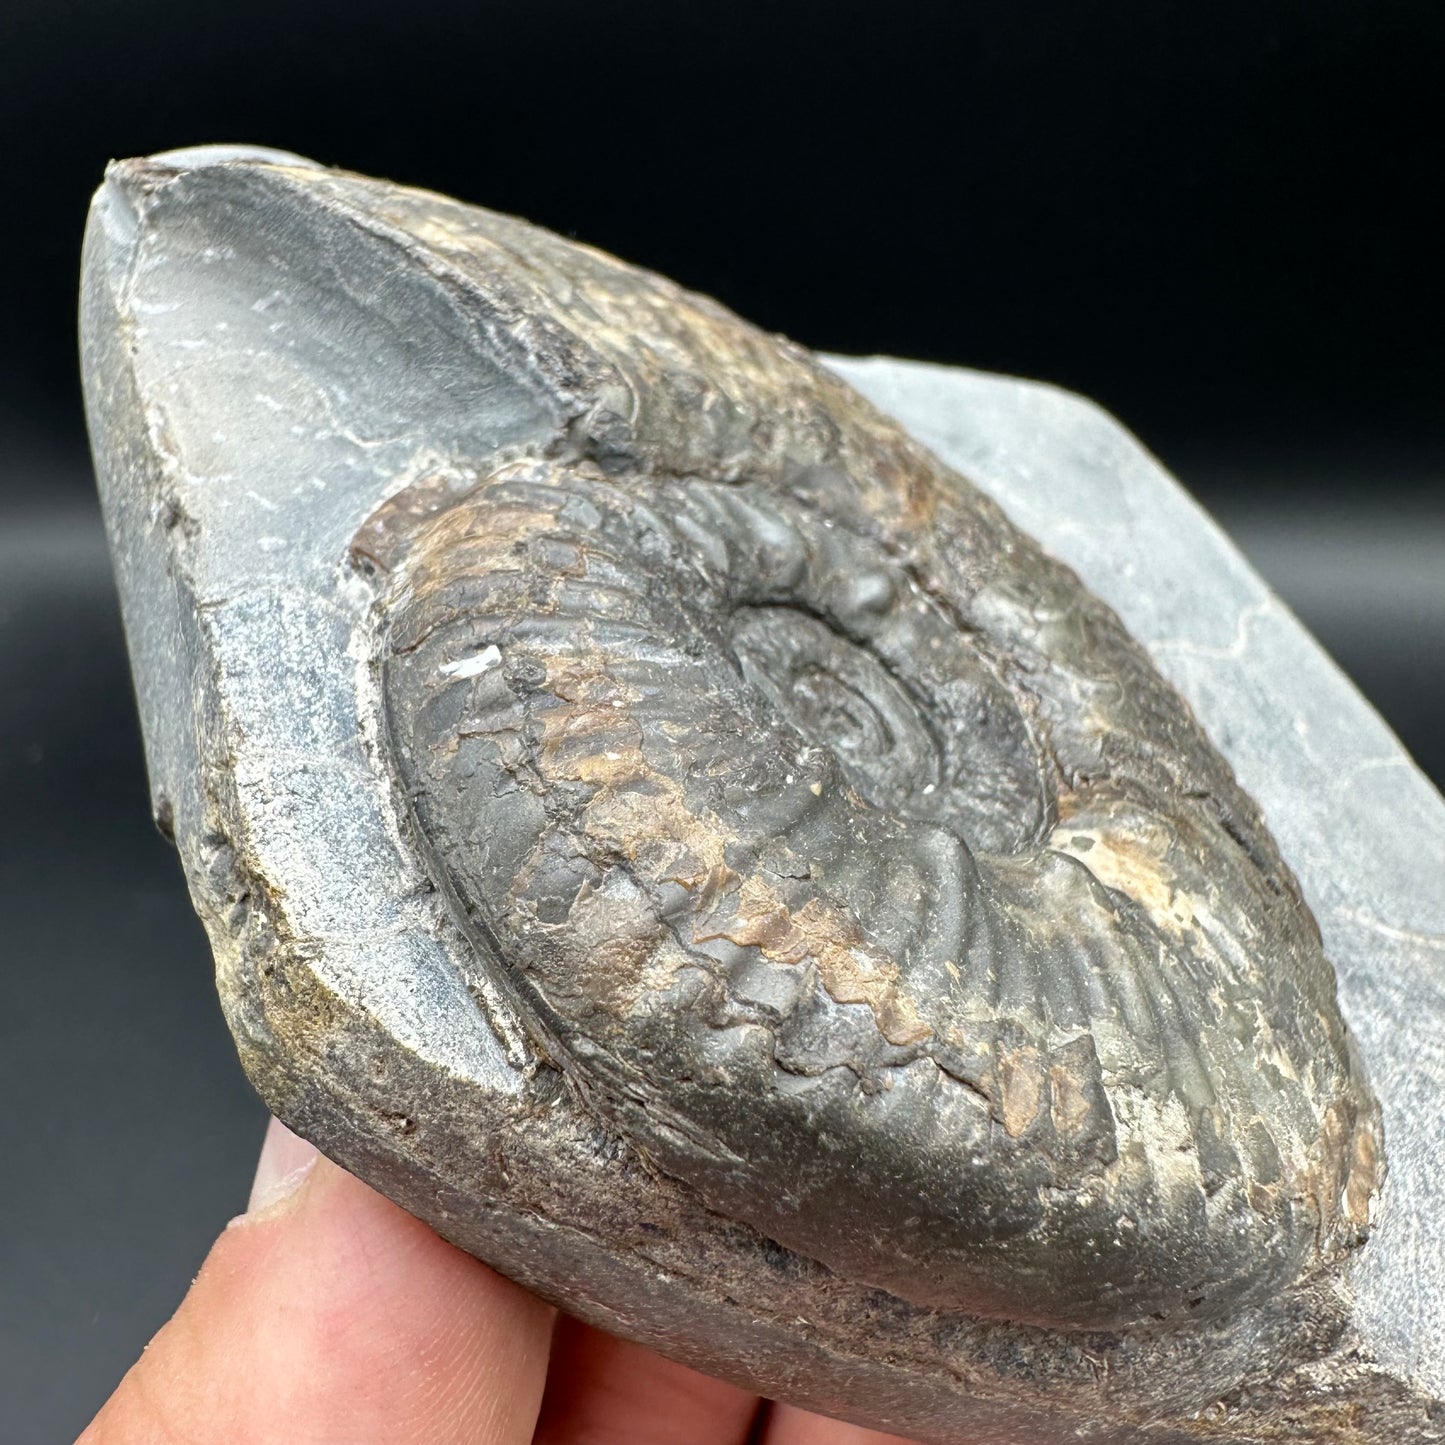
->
81;147;1444;1443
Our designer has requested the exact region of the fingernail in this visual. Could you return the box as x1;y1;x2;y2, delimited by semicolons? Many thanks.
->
244;1115;320;1217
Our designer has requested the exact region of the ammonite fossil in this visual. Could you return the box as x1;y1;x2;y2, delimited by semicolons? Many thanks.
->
81;147;1439;1445
356;161;1381;1333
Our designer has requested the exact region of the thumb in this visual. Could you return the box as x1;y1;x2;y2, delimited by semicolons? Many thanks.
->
79;1117;555;1445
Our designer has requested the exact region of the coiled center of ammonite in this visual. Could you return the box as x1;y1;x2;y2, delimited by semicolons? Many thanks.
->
729;607;942;817
371;453;1379;1333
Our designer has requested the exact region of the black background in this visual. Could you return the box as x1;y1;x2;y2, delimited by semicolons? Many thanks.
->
1;2;1440;1439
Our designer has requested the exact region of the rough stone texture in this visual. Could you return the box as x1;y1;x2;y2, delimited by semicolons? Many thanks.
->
81;147;1443;1443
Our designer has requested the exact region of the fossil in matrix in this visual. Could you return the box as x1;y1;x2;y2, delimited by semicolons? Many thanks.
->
82;146;1445;1444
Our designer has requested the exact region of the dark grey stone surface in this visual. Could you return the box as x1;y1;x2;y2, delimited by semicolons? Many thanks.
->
79;146;1444;1442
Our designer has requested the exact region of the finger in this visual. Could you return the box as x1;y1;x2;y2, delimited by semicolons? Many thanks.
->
533;1314;761;1445
757;1401;923;1445
78;1117;555;1445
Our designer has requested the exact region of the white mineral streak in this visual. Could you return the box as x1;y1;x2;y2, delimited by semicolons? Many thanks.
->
440;644;502;679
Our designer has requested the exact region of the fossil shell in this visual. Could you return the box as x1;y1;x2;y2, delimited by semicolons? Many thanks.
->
89;149;1445;1441
303;171;1391;1331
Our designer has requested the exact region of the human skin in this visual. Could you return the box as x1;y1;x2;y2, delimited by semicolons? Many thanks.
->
77;1118;921;1445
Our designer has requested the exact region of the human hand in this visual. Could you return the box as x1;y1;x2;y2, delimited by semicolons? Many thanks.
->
79;1117;921;1445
